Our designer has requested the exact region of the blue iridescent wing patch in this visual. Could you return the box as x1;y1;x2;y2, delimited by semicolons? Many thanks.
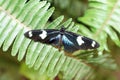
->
62;35;79;53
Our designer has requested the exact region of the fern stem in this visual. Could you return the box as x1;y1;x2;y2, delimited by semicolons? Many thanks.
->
94;0;119;36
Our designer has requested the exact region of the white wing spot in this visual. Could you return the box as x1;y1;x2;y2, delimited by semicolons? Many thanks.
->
39;30;47;39
91;41;96;47
28;31;32;37
77;36;84;45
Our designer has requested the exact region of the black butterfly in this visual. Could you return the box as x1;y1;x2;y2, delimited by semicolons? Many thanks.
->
24;27;100;54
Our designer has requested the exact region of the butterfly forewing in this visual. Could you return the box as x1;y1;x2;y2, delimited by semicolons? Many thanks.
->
24;29;59;44
62;31;99;53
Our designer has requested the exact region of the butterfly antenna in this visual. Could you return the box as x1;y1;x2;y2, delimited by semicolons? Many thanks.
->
60;25;66;30
60;23;72;30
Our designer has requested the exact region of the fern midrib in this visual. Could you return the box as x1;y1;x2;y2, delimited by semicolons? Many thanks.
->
94;0;119;37
0;6;31;30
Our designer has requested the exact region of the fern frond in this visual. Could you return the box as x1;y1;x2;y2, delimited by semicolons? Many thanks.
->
78;0;120;51
77;0;119;73
0;0;92;80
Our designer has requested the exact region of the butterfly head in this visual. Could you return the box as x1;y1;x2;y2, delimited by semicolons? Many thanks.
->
60;26;67;32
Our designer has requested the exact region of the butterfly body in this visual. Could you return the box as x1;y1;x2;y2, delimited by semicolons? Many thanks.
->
24;27;100;54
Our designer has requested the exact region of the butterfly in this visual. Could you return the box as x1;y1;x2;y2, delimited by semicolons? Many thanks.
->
24;26;100;55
